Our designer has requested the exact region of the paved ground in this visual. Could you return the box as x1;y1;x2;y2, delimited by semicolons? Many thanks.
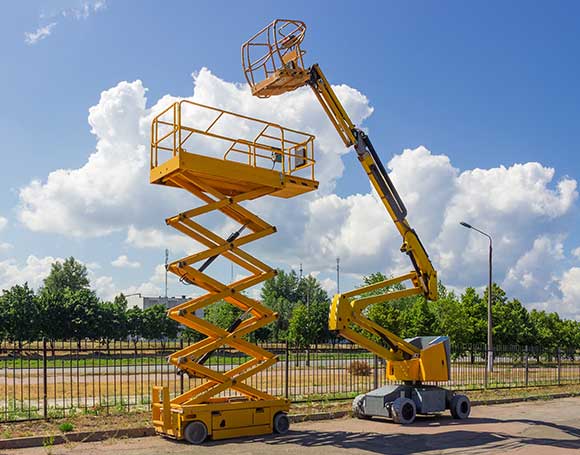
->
3;397;580;454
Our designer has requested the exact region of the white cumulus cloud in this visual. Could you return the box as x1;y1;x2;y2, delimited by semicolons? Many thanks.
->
111;255;140;269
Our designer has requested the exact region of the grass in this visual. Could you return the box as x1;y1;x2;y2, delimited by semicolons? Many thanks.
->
0;352;378;369
58;422;74;432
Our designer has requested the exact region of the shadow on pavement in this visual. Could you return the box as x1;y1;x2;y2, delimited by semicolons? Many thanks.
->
240;416;580;455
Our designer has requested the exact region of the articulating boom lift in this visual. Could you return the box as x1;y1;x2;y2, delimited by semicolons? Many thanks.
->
242;19;471;424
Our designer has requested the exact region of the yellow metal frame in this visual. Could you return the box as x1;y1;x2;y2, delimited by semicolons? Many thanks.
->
242;19;445;383
150;101;318;441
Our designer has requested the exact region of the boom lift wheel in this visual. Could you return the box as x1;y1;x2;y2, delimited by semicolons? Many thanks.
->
273;412;290;434
450;394;471;419
352;394;370;420
183;421;208;445
391;397;416;424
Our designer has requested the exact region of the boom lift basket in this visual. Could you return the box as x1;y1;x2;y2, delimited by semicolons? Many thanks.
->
150;101;318;443
242;19;309;98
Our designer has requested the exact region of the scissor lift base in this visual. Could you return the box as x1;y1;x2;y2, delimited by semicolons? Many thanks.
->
153;387;289;442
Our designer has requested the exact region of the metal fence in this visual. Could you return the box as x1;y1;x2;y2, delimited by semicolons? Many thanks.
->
1;340;579;422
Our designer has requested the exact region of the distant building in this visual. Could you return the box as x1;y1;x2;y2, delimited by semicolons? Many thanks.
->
126;294;204;318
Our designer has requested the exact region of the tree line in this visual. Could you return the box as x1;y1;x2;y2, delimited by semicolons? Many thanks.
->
1;257;579;351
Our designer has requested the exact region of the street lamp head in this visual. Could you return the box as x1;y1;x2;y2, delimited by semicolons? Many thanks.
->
460;221;472;229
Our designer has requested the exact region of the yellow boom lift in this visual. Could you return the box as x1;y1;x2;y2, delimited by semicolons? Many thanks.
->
150;101;318;442
242;19;471;425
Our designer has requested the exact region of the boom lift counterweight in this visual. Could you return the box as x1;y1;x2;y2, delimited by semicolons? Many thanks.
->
242;19;470;424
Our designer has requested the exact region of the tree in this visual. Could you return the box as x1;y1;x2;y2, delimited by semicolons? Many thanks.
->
126;306;144;354
97;295;128;349
287;299;330;347
433;286;471;345
141;305;179;350
1;283;40;346
492;297;533;346
37;257;91;343
459;287;487;345
260;269;330;341
402;297;439;338
38;289;69;354
529;309;562;359
63;288;101;348
261;270;301;341
204;300;242;330
357;272;413;346
42;257;90;294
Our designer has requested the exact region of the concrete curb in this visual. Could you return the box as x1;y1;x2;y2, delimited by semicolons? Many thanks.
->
470;391;579;406
1;392;578;449
290;410;350;423
0;427;155;450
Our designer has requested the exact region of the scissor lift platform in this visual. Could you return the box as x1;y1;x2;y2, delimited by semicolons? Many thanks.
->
151;150;317;198
150;100;317;444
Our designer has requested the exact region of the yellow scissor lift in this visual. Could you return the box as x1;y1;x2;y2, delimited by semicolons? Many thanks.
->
150;100;318;443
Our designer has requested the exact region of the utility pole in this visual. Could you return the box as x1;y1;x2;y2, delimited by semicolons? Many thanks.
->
164;248;169;299
299;263;303;280
336;257;340;294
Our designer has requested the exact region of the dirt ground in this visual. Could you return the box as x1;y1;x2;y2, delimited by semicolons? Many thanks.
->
3;396;580;454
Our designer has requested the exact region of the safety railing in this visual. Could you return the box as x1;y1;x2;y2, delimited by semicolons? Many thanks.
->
150;100;315;181
242;19;307;91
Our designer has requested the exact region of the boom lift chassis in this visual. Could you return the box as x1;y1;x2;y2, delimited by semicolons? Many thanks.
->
150;100;318;443
242;19;471;424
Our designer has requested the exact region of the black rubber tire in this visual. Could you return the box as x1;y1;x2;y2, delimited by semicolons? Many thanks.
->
273;412;290;434
183;420;208;444
450;394;471;419
391;397;416;424
352;394;370;419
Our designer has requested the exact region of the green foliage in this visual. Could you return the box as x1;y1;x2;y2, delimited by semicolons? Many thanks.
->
204;300;242;330
261;270;330;341
0;283;40;344
141;305;179;342
58;422;74;432
42;257;90;295
97;297;128;343
1;256;579;350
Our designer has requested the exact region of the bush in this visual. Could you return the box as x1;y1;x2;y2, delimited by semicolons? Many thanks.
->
58;422;74;432
348;360;371;376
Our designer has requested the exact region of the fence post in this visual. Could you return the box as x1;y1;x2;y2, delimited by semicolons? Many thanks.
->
42;338;48;419
284;340;289;399
484;345;488;389
373;355;379;390
524;345;529;387
179;338;184;395
557;347;561;386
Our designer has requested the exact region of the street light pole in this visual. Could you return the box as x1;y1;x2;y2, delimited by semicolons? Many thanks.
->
460;221;494;373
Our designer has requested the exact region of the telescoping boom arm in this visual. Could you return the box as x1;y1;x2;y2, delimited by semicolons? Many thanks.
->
243;19;446;375
307;64;438;361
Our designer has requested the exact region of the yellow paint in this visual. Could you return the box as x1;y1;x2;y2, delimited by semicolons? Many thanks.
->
150;101;316;441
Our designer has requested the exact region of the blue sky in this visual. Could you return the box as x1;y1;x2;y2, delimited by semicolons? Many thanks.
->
1;1;580;319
